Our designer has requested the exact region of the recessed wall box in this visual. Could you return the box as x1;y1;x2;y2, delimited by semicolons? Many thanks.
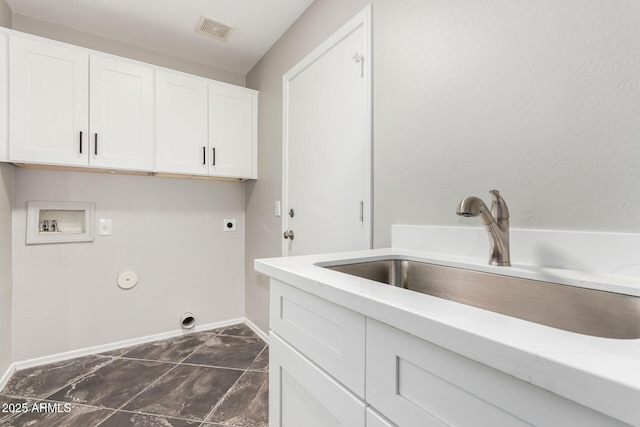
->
26;201;95;244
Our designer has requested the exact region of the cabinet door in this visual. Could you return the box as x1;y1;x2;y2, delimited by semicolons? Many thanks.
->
155;71;209;175
0;34;7;161
208;82;257;178
270;333;366;427
9;36;89;166
89;55;154;171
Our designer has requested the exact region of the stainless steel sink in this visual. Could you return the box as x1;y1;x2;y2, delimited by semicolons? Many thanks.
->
323;259;640;339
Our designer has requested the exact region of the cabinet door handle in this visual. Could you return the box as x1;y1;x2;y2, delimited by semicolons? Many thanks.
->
94;134;98;155
202;146;206;165
79;131;83;154
212;147;216;166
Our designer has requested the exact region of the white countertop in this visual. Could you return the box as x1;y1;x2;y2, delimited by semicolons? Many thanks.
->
255;247;640;426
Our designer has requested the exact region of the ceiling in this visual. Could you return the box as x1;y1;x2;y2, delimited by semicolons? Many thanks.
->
6;0;315;76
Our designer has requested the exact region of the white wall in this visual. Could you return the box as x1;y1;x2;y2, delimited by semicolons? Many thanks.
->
0;164;13;377
12;14;244;86
245;0;640;332
12;169;245;361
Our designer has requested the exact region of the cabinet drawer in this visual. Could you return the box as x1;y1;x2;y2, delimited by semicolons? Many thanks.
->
366;319;625;427
270;333;366;427
270;279;366;397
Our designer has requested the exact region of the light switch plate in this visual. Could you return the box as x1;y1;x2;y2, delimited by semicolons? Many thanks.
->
99;219;112;236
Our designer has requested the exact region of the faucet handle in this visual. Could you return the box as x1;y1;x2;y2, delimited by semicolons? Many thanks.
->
489;190;509;221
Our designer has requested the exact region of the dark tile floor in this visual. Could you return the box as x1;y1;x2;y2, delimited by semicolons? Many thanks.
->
0;323;269;427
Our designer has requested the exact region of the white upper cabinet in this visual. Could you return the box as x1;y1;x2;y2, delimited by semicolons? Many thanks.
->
9;36;89;166
5;30;257;179
209;82;257;179
89;55;154;171
9;36;154;171
155;70;209;175
155;75;257;179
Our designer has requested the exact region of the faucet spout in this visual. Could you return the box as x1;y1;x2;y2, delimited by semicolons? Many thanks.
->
456;190;511;266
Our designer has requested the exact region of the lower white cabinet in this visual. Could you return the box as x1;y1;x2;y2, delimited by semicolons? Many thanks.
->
366;318;626;427
270;333;366;427
269;279;628;427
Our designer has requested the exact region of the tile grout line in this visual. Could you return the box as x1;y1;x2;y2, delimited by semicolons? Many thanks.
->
1;393;118;426
253;345;269;367
190;329;269;426
94;405;226;426
201;369;250;425
2;326;266;426
94;329;228;426
1;355;118;410
200;341;269;425
179;362;251;372
31;357;177;411
114;328;222;359
92;362;182;427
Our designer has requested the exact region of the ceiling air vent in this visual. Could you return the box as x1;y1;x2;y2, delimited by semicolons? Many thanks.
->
195;15;235;42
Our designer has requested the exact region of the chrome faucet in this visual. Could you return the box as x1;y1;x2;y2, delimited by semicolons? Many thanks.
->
456;190;510;266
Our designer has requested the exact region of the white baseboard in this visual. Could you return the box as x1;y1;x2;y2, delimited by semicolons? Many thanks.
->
0;363;16;391
13;317;246;371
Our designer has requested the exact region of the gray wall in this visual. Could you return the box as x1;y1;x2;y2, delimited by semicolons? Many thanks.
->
0;164;12;378
0;0;10;29
371;0;640;245
245;0;640;333
12;170;246;361
5;7;249;361
0;0;11;379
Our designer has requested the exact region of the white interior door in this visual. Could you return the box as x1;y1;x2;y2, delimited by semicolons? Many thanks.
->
283;6;372;256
